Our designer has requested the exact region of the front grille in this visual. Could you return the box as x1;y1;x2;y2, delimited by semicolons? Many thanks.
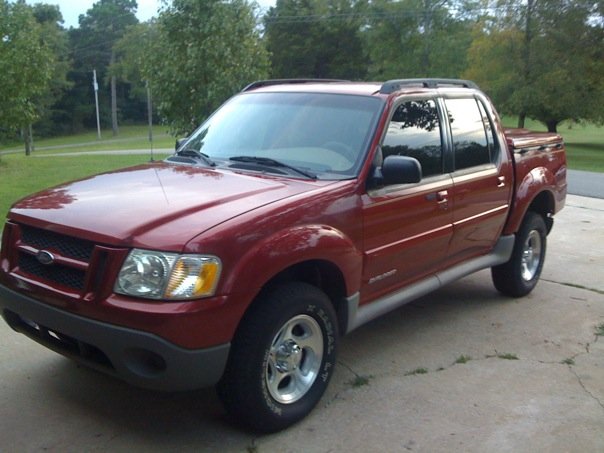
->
20;225;94;261
18;253;86;290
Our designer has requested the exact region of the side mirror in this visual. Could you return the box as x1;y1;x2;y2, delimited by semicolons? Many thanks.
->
381;155;422;185
175;137;188;151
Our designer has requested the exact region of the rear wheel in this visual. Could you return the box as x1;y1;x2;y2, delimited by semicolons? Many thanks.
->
492;212;547;297
217;282;338;432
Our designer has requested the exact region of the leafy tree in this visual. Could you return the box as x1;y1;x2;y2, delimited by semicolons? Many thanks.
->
0;0;55;154
364;0;473;79
147;0;269;134
67;0;139;136
111;21;159;132
30;4;72;138
113;22;157;101
465;0;603;132
264;0;367;79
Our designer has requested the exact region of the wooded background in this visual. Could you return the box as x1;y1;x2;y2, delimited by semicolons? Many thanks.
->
1;0;602;150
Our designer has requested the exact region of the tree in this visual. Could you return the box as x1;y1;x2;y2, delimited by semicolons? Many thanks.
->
0;1;55;154
30;4;72;138
264;0;367;80
465;0;604;132
113;22;157;102
147;0;269;134
112;22;159;136
69;0;139;136
364;0;473;80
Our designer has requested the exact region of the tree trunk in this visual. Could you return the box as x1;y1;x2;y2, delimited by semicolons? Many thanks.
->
517;113;526;128
110;50;119;137
421;0;433;76
23;125;34;156
546;120;558;133
520;0;534;122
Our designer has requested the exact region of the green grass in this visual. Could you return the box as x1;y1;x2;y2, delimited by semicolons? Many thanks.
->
501;117;604;172
0;119;602;235
0;126;177;234
496;353;519;360
454;354;472;364
404;367;429;376
0;125;175;155
347;374;373;388
0;153;157;230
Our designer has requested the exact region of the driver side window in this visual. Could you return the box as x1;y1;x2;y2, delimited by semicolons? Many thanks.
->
382;99;444;177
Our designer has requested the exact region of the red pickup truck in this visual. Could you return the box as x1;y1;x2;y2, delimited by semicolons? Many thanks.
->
0;79;566;432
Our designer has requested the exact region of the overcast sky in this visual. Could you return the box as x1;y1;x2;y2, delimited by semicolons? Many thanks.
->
28;0;275;28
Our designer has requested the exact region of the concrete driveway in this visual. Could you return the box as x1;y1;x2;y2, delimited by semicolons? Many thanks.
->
1;194;603;452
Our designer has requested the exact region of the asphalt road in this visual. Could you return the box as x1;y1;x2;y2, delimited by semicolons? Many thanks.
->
568;170;604;199
0;194;603;452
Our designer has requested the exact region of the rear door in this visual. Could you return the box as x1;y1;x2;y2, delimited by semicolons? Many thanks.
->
443;96;513;264
361;98;454;302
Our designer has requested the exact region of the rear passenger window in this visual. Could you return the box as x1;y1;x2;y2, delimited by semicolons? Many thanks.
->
445;98;492;170
477;100;499;161
382;100;443;177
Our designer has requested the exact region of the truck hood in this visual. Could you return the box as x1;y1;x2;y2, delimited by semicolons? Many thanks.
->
10;162;327;250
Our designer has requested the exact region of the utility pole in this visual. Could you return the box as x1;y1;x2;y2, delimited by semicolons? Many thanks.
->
93;69;101;140
110;50;119;136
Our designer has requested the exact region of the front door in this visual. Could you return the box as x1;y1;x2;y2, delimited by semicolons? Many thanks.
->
362;98;454;303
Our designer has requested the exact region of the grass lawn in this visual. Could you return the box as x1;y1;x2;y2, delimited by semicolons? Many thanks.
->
0;125;175;155
0;121;602;234
0;153;159;232
1;125;178;233
501;117;604;172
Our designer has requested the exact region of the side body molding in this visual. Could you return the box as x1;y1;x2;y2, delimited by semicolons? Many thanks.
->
345;235;515;334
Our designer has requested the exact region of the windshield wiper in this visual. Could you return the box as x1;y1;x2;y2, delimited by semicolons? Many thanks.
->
176;148;216;167
229;156;316;179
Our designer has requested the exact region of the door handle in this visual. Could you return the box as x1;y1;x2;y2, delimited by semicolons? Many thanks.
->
426;190;449;210
497;176;506;188
436;190;448;202
425;190;448;201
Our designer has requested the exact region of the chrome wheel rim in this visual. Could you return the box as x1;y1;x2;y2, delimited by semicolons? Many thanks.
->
266;314;323;404
521;230;542;281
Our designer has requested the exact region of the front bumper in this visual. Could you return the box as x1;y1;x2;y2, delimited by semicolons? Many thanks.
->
0;283;229;391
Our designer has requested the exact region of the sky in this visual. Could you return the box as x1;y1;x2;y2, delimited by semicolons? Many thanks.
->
29;0;275;28
28;0;162;28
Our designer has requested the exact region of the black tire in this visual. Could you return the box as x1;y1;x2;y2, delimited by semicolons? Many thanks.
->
492;212;547;297
217;282;338;432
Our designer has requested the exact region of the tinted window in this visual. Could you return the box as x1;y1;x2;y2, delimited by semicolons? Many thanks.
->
477;100;499;161
445;98;491;170
181;92;383;179
382;100;443;177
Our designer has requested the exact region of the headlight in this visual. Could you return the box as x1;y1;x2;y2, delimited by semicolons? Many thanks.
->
115;249;221;300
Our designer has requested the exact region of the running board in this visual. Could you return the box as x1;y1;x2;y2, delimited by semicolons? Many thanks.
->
345;235;515;334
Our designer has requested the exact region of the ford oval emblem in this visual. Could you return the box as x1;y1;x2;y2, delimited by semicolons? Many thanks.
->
36;250;55;265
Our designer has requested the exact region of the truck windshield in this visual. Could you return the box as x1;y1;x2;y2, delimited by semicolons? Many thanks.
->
179;92;384;179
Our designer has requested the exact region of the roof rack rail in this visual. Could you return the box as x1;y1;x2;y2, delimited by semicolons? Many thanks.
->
242;79;349;92
380;78;479;94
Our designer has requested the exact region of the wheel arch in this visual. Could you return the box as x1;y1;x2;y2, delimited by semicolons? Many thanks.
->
238;259;350;339
264;259;349;335
526;190;555;234
223;224;361;338
504;167;557;235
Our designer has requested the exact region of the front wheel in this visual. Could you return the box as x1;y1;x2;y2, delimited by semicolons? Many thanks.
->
492;212;547;297
217;282;338;432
